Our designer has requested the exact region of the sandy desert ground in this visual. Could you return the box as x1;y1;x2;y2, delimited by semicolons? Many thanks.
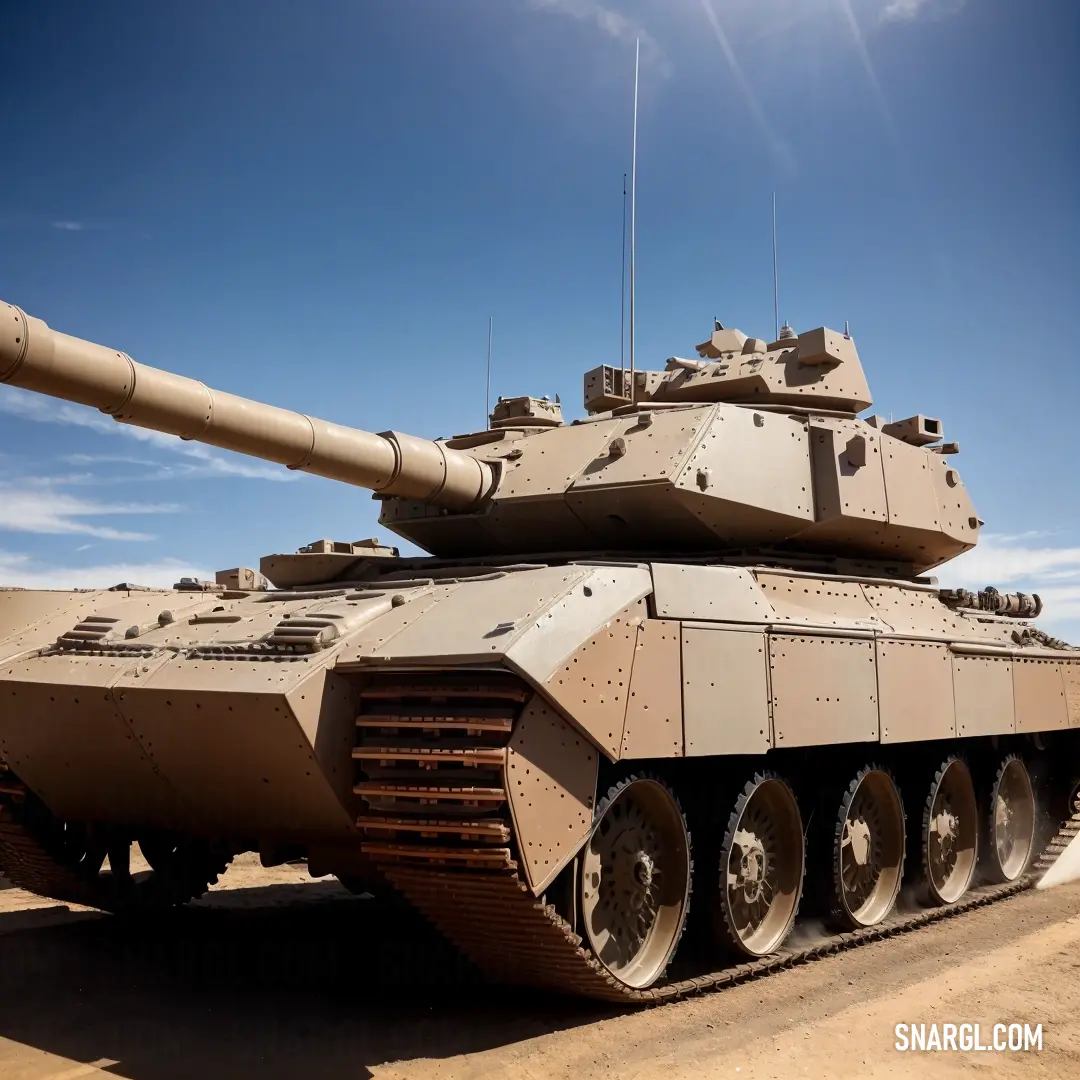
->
0;855;1077;1080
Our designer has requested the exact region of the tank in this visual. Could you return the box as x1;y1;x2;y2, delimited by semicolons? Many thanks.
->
1;299;1078;1000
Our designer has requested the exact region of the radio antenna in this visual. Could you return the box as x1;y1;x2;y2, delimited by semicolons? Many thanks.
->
485;315;493;428
629;38;640;403
772;192;780;342
620;172;627;377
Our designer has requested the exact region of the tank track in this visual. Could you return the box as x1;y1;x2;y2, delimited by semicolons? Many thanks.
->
372;798;1080;1003
0;766;231;912
353;674;1080;1003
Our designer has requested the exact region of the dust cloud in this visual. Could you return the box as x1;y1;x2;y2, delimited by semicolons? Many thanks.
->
1037;831;1080;889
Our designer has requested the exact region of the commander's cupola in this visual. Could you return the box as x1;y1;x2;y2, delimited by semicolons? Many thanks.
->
584;321;872;415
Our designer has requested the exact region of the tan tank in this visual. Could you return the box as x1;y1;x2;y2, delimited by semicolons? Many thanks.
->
1;300;1078;1001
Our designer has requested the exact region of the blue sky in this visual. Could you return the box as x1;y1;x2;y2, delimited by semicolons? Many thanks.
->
1;1;1078;633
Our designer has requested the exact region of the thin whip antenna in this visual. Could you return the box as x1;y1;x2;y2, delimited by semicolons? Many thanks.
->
620;172;627;377
629;38;640;403
485;315;493;428
772;192;779;342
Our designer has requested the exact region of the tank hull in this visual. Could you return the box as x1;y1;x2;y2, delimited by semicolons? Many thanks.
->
1;562;1078;996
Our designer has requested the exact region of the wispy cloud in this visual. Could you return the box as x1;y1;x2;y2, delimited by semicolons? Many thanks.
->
60;453;160;468
523;1;965;109
527;0;670;74
942;532;1080;588
700;0;793;168
880;0;966;23
0;215;151;240
0;485;178;541
0;551;214;591
0;386;296;482
942;532;1080;641
839;0;902;147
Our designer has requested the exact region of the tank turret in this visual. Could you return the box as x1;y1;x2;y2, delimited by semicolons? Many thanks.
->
391;320;979;572
1;301;979;574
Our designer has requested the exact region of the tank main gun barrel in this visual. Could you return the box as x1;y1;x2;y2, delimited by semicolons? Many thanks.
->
0;302;495;511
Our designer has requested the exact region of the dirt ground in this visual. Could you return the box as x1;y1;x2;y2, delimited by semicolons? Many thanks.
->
0;856;1077;1080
